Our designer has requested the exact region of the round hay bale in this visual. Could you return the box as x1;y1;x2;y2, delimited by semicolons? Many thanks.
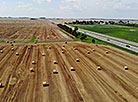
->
42;53;45;56
10;41;13;44
16;52;19;56
62;51;64;54
43;82;49;87
71;67;75;71
54;61;58;64
49;46;51;49
47;36;50;39
11;48;14;51
30;68;35;72
124;66;128;70
92;49;96;52
28;47;31;49
0;50;3;53
97;66;102;70
87;51;90;54
32;61;36;64
6;41;9;43
11;44;14;46
0;83;2;87
76;59;80;62
0;83;4;88
13;41;15;43
62;45;65;47
53;70;58;74
106;51;109;54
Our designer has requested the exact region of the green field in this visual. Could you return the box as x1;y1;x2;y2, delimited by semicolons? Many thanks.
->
70;24;138;43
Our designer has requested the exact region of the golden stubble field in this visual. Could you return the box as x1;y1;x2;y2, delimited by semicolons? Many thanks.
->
0;42;138;102
0;20;72;42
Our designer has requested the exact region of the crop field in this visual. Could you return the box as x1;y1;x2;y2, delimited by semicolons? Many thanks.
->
0;20;72;42
70;24;138;43
0;42;138;102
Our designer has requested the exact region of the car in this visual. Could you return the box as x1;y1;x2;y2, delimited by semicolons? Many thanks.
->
107;39;110;41
126;45;130;48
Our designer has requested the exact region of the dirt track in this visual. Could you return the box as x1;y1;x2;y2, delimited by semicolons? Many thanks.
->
0;20;72;42
0;42;138;102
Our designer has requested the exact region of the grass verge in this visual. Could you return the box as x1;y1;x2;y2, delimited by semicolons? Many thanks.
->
25;36;37;43
60;29;75;39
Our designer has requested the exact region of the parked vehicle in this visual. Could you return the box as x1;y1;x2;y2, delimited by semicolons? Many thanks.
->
107;39;110;41
126;45;130;48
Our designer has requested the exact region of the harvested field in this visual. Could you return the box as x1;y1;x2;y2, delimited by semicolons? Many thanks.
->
0;42;138;102
0;20;72;42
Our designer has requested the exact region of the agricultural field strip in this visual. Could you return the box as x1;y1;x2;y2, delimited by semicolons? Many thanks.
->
0;21;34;41
65;43;138;101
0;43;138;102
0;20;72;42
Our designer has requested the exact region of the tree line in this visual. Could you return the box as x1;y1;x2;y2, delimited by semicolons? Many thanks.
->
57;24;87;40
65;20;138;27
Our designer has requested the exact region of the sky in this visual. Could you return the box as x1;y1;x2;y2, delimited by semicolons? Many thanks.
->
0;0;138;19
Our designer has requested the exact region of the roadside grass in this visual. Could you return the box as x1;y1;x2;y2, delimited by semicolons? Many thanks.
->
60;29;75;39
37;40;74;43
70;24;138;43
25;36;37;43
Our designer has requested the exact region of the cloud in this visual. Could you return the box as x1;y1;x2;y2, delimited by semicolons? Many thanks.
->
0;0;138;18
33;0;52;4
65;0;80;2
17;3;33;8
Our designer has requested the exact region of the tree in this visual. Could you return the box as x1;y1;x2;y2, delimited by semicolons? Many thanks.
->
92;39;95;43
74;26;78;31
80;35;87;40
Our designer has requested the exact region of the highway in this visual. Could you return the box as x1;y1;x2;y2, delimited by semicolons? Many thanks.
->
79;30;138;53
79;29;138;47
51;20;138;53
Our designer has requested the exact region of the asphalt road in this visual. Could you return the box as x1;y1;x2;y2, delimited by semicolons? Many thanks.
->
51;20;138;53
78;30;138;53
